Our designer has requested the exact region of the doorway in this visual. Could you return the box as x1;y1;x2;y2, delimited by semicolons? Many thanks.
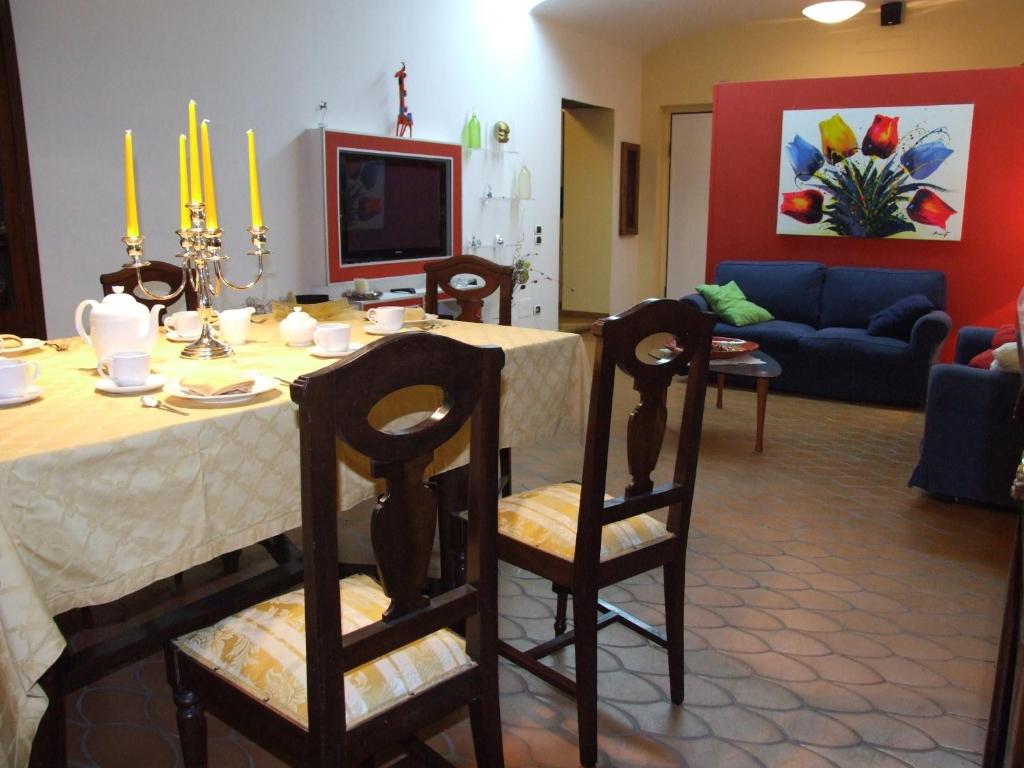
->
560;100;613;333
665;111;712;299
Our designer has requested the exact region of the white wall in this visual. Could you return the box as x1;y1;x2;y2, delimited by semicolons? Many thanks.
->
11;0;642;336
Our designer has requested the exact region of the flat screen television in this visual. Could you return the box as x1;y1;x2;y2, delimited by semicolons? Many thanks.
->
323;131;462;283
338;150;451;265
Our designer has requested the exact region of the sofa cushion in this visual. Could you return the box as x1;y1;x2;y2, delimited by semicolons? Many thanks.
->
969;324;1016;369
799;327;911;361
819;267;946;329
714;261;826;327
714;319;816;353
867;294;935;339
697;281;773;326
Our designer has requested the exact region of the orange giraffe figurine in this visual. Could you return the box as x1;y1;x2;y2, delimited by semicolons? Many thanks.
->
394;62;413;138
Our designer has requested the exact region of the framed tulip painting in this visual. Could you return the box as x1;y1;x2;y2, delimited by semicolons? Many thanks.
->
777;104;974;240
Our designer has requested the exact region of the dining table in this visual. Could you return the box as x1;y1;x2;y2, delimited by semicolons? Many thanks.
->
0;311;589;768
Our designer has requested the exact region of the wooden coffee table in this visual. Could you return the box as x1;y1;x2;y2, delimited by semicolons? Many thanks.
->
712;350;782;453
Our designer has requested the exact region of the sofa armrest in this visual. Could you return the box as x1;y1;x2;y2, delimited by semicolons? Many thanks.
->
926;362;1021;418
909;309;951;358
680;292;711;313
954;326;996;365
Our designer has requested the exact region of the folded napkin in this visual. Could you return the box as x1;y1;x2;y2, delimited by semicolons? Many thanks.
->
0;334;23;350
179;373;256;397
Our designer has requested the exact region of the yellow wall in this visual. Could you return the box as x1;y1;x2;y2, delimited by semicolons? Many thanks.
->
562;107;615;313
638;0;1024;298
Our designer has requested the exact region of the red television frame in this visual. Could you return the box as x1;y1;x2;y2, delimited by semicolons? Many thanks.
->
324;131;462;283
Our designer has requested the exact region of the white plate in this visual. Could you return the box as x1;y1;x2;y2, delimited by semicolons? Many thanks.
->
364;325;422;336
362;313;438;325
0;385;43;406
165;374;277;405
0;338;44;355
310;342;364;359
165;330;201;343
95;374;166;394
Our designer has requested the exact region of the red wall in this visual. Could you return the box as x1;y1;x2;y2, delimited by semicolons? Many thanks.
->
707;67;1024;361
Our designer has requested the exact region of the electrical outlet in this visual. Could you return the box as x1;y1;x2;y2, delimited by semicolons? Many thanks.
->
535;225;542;235
535;234;542;245
533;305;542;315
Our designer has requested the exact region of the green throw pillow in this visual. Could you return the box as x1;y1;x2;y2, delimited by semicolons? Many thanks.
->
697;281;773;326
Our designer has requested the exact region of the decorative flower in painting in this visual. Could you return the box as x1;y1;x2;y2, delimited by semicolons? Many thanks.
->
906;189;957;229
780;112;959;238
819;114;858;163
861;114;899;158
780;190;824;223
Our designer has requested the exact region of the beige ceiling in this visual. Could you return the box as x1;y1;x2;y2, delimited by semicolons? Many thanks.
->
533;0;888;53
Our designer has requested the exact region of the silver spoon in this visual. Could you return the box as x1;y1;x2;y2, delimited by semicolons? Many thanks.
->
140;395;189;416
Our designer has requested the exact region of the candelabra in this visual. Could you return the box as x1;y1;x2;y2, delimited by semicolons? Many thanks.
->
121;201;269;359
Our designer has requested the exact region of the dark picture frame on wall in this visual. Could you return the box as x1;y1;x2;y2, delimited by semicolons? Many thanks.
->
619;141;640;236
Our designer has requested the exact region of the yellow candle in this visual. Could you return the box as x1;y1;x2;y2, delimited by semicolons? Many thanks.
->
178;134;189;231
200;120;218;230
188;100;201;204
247;129;263;229
124;130;139;238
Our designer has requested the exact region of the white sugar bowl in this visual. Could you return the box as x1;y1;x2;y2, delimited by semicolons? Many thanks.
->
279;306;317;347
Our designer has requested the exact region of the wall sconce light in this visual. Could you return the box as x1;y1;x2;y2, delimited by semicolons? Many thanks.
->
802;0;866;23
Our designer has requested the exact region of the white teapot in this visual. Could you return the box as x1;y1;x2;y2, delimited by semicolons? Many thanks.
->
75;287;163;362
279;306;317;347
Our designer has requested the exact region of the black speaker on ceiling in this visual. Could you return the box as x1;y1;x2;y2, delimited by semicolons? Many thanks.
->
881;1;903;26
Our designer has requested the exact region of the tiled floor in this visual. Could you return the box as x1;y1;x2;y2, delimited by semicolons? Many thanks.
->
61;341;1016;767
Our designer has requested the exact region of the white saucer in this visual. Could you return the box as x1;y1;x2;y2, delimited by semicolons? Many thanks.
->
0;385;43;406
0;338;44;355
165;374;277;405
364;325;421;336
310;342;364;359
95;374;165;394
166;330;201;343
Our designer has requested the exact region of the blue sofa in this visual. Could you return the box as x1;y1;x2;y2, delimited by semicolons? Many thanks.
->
681;261;951;405
909;327;1024;507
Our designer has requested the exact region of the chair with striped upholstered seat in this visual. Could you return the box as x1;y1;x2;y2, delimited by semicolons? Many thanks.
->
496;298;714;767
165;332;506;767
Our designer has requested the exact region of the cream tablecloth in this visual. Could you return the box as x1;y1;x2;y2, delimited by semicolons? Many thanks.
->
0;315;588;767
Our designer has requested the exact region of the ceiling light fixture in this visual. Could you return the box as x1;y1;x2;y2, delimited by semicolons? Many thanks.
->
802;0;866;23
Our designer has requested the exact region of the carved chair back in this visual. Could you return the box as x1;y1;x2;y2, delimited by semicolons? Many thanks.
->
291;332;504;762
577;298;714;564
100;260;198;311
424;254;513;325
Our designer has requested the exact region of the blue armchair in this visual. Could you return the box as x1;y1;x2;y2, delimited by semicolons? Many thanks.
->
908;326;1024;507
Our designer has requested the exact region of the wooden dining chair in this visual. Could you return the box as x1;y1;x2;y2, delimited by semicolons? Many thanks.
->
100;260;199;311
424;253;513;326
495;297;714;767
426;254;515;587
165;332;506;767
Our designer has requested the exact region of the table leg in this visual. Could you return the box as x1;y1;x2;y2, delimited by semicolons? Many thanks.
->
755;378;768;453
716;373;724;409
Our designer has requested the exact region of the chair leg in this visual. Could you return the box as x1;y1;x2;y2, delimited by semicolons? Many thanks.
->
468;692;505;767
663;557;686;705
436;467;469;588
573;588;600;767
553;583;570;636
499;446;512;498
173;683;208;768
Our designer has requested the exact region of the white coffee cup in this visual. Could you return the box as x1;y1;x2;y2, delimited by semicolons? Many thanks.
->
367;306;405;332
0;359;41;397
219;307;256;345
165;311;201;339
97;351;150;386
314;322;351;352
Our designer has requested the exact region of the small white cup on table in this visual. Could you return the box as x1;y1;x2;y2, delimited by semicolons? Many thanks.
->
97;351;150;387
367;306;405;332
314;322;352;353
219;307;256;345
165;311;201;339
0;359;41;397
